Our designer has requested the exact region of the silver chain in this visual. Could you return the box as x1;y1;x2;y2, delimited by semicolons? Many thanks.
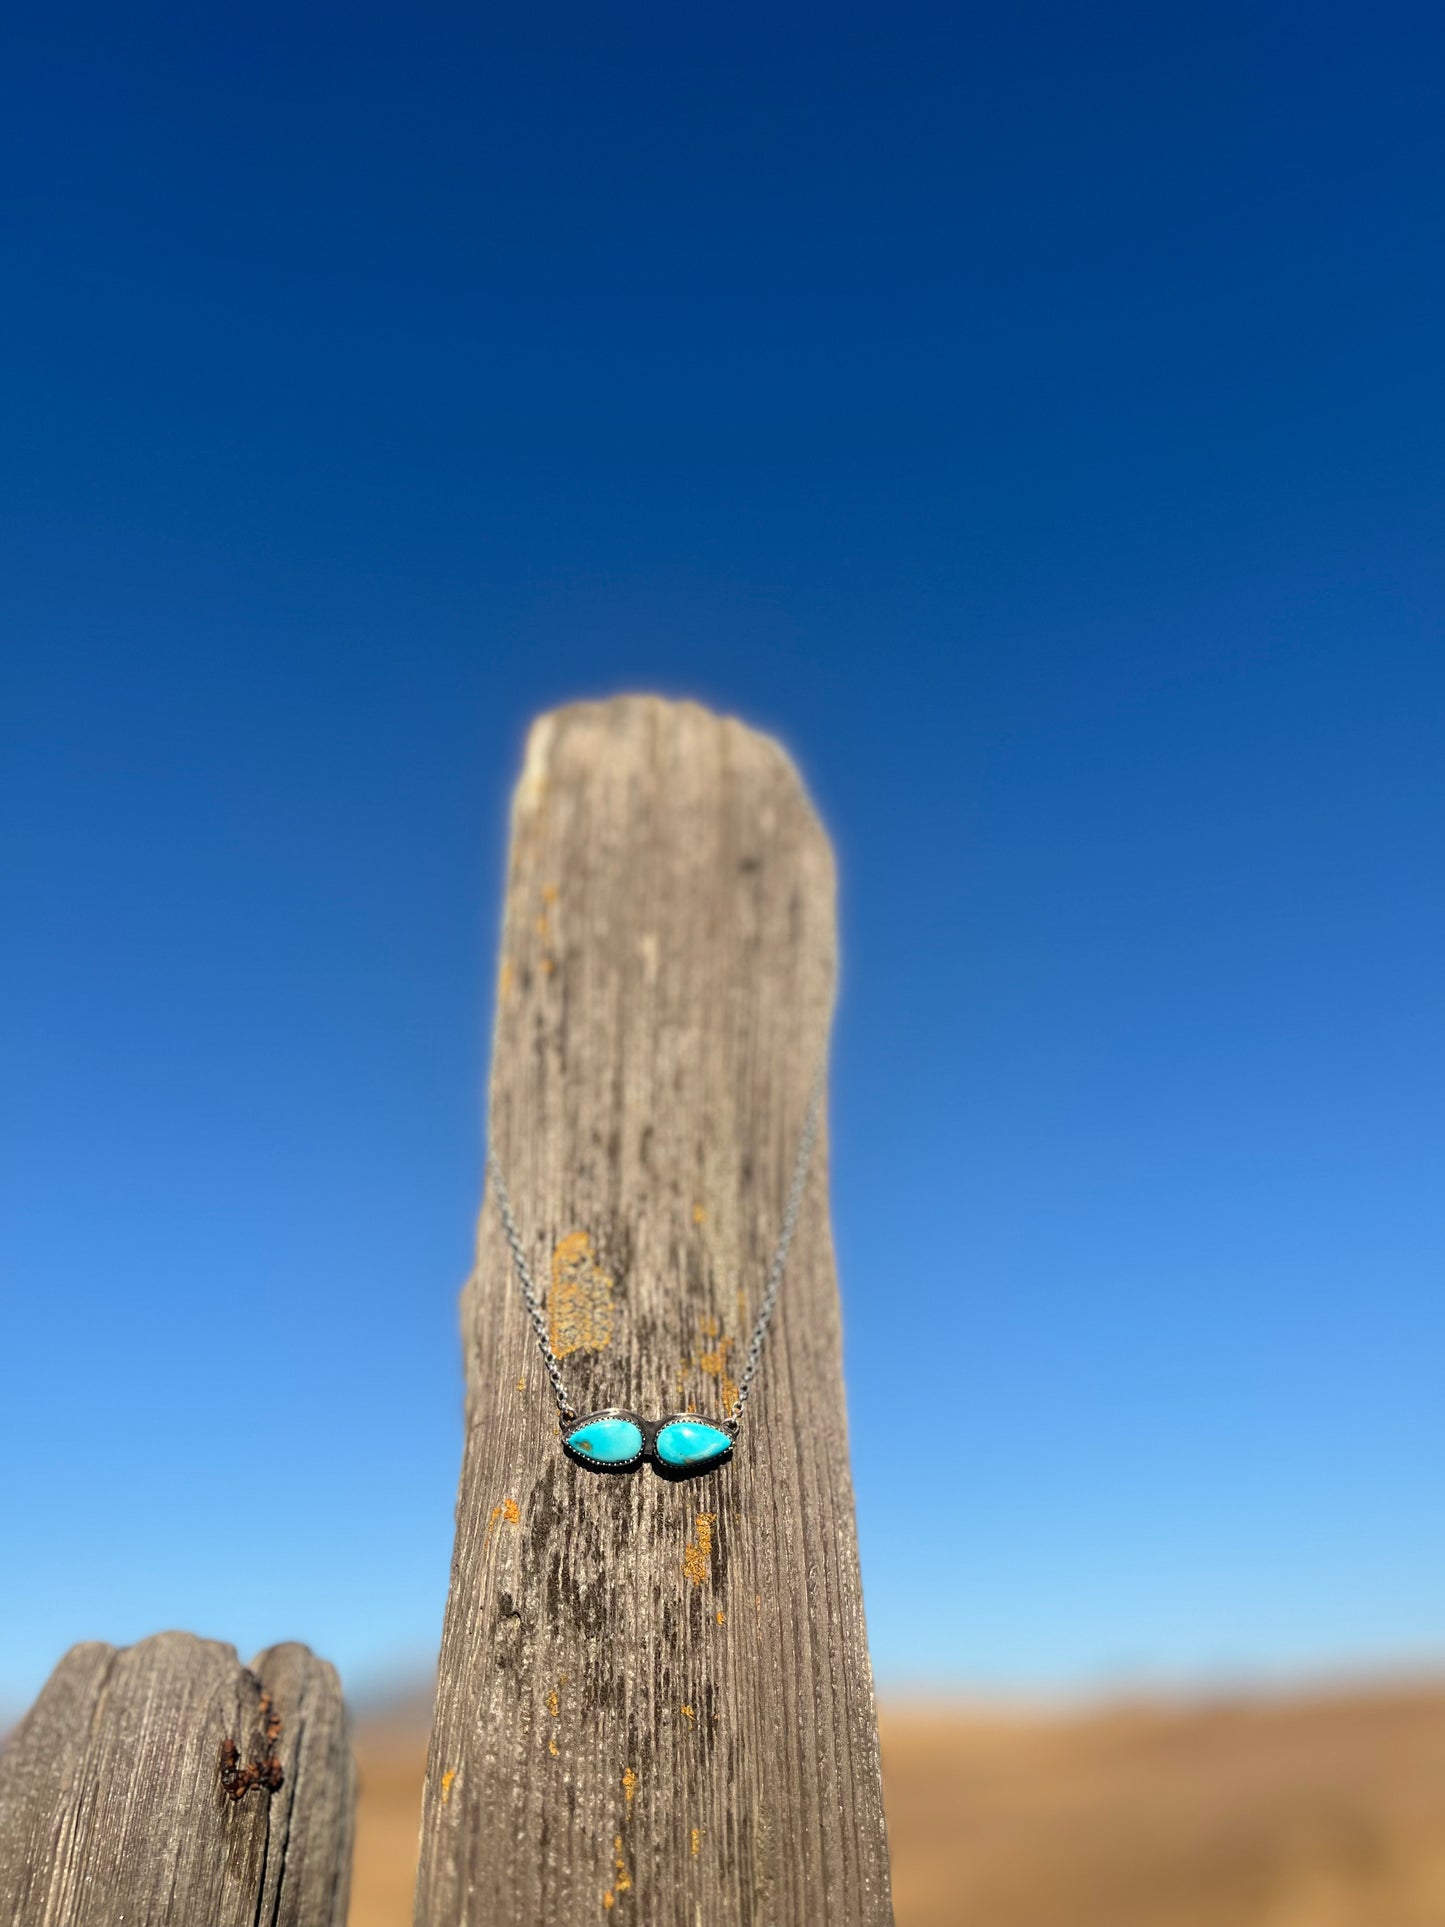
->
487;1148;580;1420
488;1065;826;1432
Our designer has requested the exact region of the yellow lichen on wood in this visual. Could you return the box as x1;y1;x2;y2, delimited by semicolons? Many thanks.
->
715;1608;725;1625
498;959;515;1004
546;1688;559;1718
534;884;560;974
440;1769;456;1804
697;1318;738;1412
548;1231;614;1357
692;1201;707;1225
548;1737;559;1757
484;1497;521;1545
601;1820;633;1911
621;1767;637;1809
681;1705;696;1726
683;1514;716;1586
691;1827;701;1858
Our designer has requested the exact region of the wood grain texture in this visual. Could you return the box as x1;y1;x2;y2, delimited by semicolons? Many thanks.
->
415;697;893;1926
0;1632;353;1927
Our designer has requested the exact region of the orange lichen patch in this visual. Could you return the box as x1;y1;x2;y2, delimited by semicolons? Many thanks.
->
516;1372;526;1391
613;1836;631;1894
692;1202;707;1225
440;1769;456;1804
548;1737;559;1757
498;959;515;1004
683;1514;716;1587
681;1705;696;1727
697;1320;738;1412
602;1895;614;1911
715;1609;725;1626
621;1767;637;1809
691;1827;702;1858
547;1687;560;1718
534;886;559;962
485;1497;521;1544
548;1232;614;1357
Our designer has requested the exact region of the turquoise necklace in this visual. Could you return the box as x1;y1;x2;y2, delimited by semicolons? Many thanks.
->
489;1069;824;1476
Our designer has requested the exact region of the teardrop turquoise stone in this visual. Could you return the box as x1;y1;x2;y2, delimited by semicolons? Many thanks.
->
655;1420;733;1468
566;1417;643;1464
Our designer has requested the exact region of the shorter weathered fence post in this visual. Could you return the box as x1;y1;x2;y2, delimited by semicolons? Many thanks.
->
0;1631;354;1927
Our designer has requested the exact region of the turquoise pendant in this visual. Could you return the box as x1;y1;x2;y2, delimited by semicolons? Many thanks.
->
561;1409;736;1474
561;1413;645;1467
654;1419;734;1469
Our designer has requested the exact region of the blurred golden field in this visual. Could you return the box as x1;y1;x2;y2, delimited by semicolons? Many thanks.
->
349;1681;1445;1927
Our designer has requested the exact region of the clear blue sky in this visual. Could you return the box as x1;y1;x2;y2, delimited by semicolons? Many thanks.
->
3;1;1442;1714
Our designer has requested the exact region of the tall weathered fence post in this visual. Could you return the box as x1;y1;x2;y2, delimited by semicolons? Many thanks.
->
416;697;893;1925
0;1632;353;1926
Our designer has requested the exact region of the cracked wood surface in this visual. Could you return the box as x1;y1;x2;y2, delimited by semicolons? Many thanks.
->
415;697;893;1925
0;1632;353;1927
